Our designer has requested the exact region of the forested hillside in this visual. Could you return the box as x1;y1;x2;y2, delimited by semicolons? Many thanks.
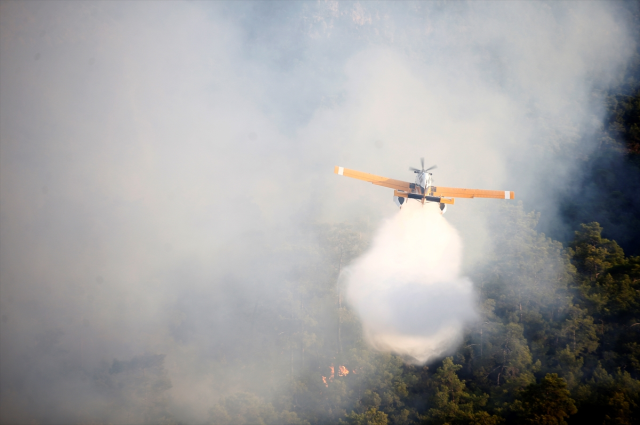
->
15;200;633;425
190;204;639;425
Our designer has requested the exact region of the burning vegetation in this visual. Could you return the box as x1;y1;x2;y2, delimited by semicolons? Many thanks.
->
322;364;349;386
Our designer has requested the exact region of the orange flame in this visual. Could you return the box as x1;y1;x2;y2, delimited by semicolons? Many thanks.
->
322;376;328;387
338;365;349;376
329;364;334;380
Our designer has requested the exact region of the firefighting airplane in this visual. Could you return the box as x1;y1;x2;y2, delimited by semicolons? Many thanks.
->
334;158;514;213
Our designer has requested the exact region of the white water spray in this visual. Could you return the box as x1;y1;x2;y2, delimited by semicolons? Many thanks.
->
345;201;477;363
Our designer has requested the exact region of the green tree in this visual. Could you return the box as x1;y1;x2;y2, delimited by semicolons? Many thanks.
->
422;358;502;425
341;407;388;425
571;363;640;425
570;223;625;281
512;373;577;425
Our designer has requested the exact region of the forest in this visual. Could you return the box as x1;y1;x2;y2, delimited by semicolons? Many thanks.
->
98;201;640;425
199;209;639;425
86;131;640;424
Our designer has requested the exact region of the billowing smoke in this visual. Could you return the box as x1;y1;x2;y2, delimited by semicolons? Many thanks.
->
346;201;476;363
1;1;637;423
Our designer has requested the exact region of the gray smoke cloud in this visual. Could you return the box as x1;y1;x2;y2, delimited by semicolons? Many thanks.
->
0;1;635;423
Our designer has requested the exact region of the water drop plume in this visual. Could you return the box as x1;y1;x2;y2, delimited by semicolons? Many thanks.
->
345;201;477;364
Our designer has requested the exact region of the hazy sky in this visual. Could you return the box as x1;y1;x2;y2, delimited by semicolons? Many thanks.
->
0;1;635;423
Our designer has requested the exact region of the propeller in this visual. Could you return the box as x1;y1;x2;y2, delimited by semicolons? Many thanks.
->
409;157;437;173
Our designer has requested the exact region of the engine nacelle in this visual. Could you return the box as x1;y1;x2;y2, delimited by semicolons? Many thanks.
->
440;203;447;214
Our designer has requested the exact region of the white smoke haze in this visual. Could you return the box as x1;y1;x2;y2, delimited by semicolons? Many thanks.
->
345;201;477;363
0;1;637;423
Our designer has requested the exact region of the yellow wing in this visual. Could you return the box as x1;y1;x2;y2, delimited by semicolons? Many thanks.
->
334;166;412;192
429;186;515;199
